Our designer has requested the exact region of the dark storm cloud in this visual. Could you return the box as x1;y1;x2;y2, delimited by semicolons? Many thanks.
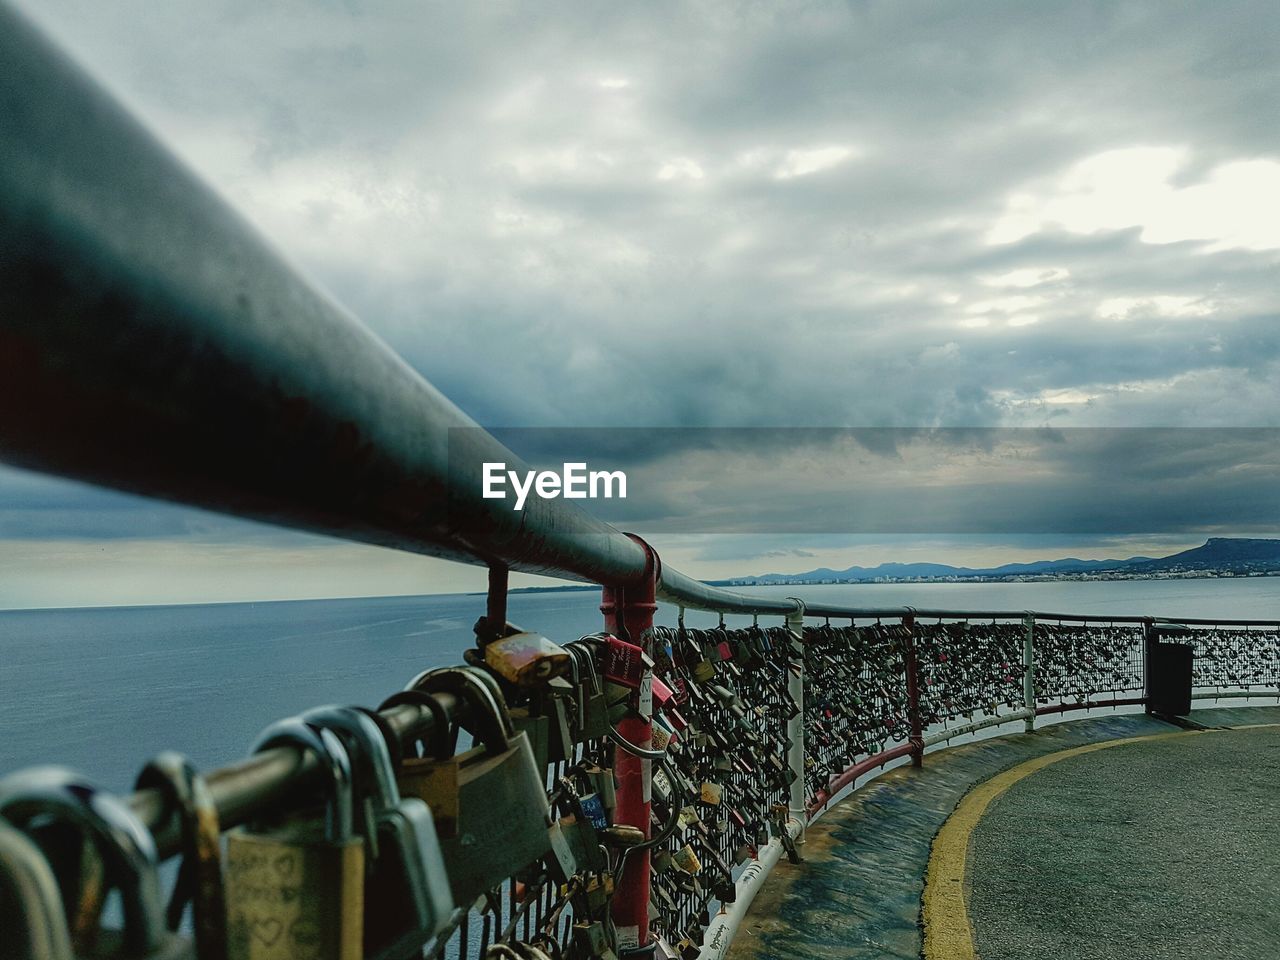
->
6;0;1280;558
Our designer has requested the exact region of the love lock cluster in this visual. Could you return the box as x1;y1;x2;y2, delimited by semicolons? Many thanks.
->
1033;624;1144;704
914;621;1024;726
641;625;800;956
1185;628;1280;691
801;623;912;798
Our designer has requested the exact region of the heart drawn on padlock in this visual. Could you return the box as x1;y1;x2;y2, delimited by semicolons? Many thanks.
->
249;917;284;946
272;852;297;880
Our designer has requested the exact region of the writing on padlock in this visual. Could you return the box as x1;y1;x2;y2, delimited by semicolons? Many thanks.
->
578;792;609;832
602;635;655;689
226;719;364;960
649;719;674;753
672;844;702;875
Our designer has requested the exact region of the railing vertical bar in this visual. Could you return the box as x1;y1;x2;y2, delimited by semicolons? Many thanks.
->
904;611;923;767
785;603;807;836
1023;613;1036;733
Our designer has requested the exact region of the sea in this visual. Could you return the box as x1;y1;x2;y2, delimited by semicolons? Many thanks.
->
2;578;1278;790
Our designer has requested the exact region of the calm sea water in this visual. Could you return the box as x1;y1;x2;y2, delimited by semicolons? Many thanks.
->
1;578;1277;789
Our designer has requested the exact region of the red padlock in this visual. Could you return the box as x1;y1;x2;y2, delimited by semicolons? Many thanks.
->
669;675;691;705
651;676;676;714
602;634;654;689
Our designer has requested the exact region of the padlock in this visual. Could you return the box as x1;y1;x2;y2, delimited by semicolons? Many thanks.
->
582;765;616;812
577;793;608;832
570;646;612;742
539;683;576;764
650;768;673;805
508;708;552;771
556;812;606;876
482;632;572;688
649;720;673;753
672;844;701;875
571;920;616;960
300;706;454;956
545;820;578;885
0;815;74;960
650;676;677;716
134;751;224;960
601;636;654;689
396;667;551;905
226;719;363;960
0;766;188;959
603;683;632;725
714;631;734;663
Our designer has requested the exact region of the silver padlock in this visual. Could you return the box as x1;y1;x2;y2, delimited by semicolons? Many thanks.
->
395;667;551;905
0;815;74;960
0;766;188;959
300;705;454;956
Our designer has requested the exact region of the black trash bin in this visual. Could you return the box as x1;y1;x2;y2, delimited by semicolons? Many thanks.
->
1147;631;1193;717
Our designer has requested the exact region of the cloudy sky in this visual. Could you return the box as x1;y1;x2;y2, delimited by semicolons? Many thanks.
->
3;1;1279;608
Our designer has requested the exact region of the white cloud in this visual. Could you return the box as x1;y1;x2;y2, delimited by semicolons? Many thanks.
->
1097;295;1214;320
657;157;705;181
981;267;1070;288
773;145;858;180
988;146;1280;251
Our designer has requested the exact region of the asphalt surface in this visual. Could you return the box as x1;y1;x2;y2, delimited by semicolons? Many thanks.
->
725;706;1280;960
969;721;1280;960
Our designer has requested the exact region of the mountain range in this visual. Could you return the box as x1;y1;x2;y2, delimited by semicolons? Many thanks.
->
720;538;1280;585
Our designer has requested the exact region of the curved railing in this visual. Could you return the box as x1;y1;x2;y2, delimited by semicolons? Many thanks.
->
2;7;1279;960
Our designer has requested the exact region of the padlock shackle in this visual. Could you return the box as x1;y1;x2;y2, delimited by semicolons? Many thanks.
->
406;666;514;756
379;689;455;760
0;766;166;956
134;751;225;952
252;719;355;844
300;705;403;811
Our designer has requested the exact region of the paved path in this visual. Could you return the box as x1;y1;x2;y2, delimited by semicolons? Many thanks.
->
725;706;1280;960
967;722;1280;960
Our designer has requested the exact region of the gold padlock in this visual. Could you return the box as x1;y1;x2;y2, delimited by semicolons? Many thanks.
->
482;631;572;687
225;720;364;960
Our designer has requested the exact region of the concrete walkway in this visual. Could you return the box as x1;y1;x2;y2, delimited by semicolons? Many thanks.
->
725;706;1280;960
967;721;1280;959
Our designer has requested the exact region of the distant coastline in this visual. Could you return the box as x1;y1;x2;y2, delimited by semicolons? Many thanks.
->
714;538;1280;588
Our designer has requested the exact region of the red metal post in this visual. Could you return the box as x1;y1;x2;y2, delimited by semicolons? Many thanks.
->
903;613;924;767
601;536;659;955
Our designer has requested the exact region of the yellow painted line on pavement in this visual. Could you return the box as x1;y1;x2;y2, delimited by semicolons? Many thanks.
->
921;730;1203;960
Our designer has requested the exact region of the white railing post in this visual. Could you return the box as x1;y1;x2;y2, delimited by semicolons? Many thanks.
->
785;602;807;834
1023;613;1036;733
